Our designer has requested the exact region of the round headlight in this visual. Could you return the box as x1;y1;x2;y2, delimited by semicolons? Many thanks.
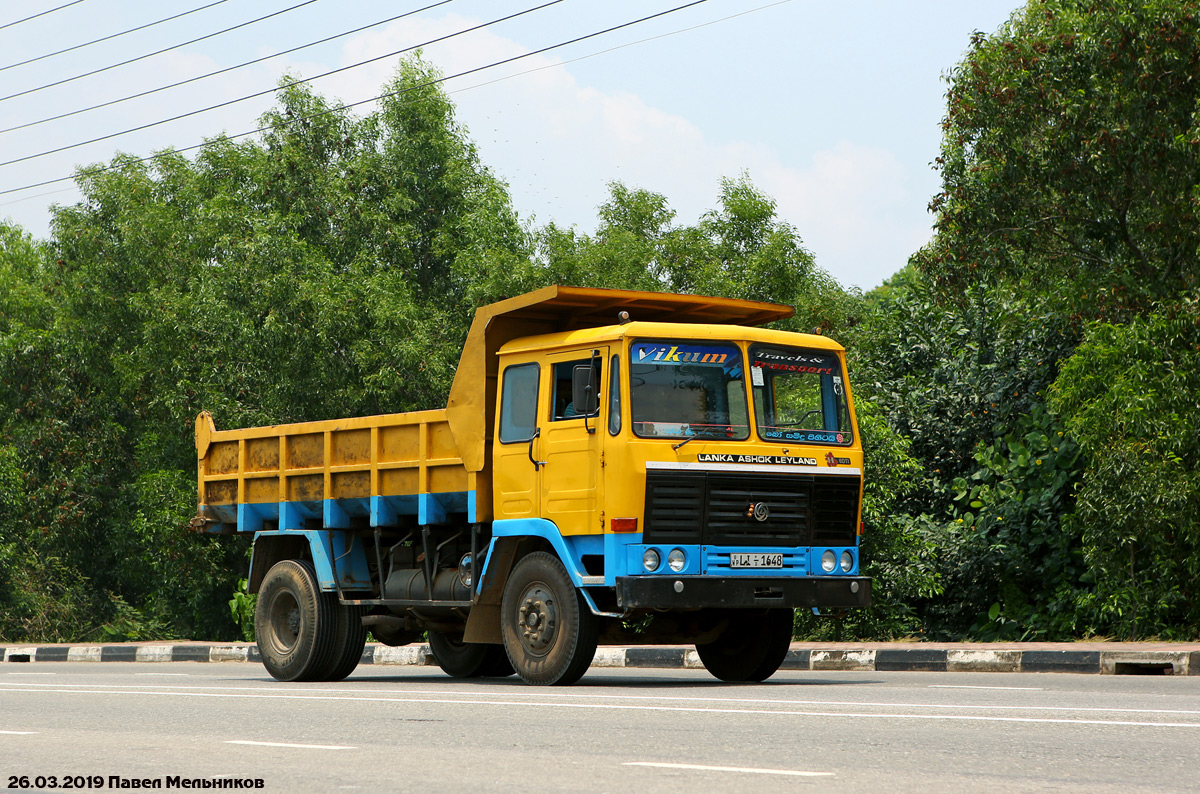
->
642;548;661;572
821;549;837;573
667;548;686;572
840;550;854;572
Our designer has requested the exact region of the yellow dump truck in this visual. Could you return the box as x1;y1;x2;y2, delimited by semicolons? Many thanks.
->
194;286;870;685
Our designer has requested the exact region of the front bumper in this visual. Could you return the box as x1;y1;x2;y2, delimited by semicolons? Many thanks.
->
615;575;871;610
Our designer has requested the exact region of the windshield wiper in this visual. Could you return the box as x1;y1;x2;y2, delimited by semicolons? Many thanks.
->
672;426;727;451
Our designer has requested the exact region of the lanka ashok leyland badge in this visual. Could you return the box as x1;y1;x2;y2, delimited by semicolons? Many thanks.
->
697;453;818;465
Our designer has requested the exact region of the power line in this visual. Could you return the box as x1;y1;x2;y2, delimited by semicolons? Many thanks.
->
0;0;456;136
0;0;323;103
451;0;791;97
1;0;232;73
0;0;708;198
0;0;87;32
0;0;565;168
0;185;76;208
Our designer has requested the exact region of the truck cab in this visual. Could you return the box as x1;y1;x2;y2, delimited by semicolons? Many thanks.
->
478;319;867;683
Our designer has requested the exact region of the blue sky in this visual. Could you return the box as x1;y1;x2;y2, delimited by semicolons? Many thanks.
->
0;0;1021;290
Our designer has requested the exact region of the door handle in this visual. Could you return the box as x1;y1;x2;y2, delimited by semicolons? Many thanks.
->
527;427;547;470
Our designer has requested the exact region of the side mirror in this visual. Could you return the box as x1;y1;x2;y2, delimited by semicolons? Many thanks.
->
572;364;599;416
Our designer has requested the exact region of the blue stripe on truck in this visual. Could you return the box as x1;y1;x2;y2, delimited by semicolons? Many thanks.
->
216;490;476;533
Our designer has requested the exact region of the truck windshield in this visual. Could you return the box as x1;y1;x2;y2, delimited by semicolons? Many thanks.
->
750;344;852;444
629;342;749;440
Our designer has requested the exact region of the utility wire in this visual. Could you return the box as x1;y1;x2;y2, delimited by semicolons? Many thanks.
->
0;0;708;197
0;0;323;103
0;0;565;168
2;0;232;73
0;0;756;200
0;0;456;135
451;0;791;96
0;185;75;208
0;0;87;32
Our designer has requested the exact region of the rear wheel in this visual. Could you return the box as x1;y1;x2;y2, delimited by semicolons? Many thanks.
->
477;645;516;678
255;560;336;682
428;630;513;678
500;552;597;685
695;609;794;682
314;602;367;681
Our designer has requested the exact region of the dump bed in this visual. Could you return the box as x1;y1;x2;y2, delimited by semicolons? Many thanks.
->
195;285;794;531
195;409;477;533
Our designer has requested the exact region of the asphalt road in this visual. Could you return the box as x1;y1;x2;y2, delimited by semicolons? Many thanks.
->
3;662;1199;793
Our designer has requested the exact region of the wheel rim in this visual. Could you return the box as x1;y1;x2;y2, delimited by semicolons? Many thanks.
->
267;589;301;652
515;581;558;657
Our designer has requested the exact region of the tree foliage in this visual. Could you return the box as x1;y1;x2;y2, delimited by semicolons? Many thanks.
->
528;176;860;334
917;0;1200;317
1050;294;1200;638
0;57;529;641
844;268;1087;638
899;0;1200;640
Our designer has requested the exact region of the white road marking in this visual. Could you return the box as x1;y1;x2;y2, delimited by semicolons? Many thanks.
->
625;761;832;777
3;685;1199;728
5;672;55;676
2;681;1193;717
227;740;353;750
135;673;190;676
930;685;1043;691
0;730;38;734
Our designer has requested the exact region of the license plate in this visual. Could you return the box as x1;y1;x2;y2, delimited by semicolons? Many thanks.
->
729;552;783;568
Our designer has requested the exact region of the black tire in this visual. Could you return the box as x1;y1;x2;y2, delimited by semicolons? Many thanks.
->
500;552;598;686
314;602;368;682
695;609;794;683
477;645;516;678
428;630;503;678
254;560;337;682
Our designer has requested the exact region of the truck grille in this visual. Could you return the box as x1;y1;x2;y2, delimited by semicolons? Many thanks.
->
643;470;859;547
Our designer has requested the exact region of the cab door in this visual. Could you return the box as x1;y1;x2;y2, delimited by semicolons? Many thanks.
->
493;359;541;519
539;348;607;536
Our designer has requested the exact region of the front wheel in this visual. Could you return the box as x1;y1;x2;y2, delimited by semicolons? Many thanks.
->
255;560;336;682
428;630;514;678
695;609;794;682
501;552;597;685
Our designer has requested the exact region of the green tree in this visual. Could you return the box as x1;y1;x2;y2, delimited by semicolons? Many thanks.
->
917;0;1200;317
0;56;530;642
0;223;52;334
907;0;1200;640
845;268;1087;638
1050;294;1200;638
530;176;860;334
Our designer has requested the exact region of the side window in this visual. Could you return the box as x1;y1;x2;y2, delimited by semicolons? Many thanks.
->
499;363;539;443
550;357;600;421
608;354;621;435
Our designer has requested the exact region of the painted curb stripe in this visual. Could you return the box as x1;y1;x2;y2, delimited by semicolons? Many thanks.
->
3;645;1198;674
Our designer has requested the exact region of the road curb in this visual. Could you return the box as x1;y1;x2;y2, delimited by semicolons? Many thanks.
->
4;643;1199;674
